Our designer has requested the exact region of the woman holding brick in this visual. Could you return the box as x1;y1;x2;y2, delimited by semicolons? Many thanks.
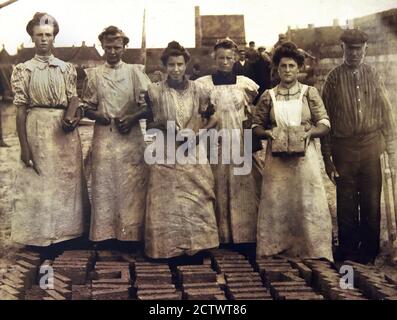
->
252;42;333;260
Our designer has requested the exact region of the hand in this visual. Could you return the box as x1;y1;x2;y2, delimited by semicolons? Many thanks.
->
200;103;215;119
301;128;312;150
324;156;339;185
20;146;40;175
138;91;147;108
62;115;80;133
116;115;135;134
264;129;275;140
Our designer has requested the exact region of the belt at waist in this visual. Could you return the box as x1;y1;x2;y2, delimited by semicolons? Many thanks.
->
30;105;67;110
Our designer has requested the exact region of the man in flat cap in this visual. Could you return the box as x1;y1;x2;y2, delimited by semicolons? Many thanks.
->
321;28;397;264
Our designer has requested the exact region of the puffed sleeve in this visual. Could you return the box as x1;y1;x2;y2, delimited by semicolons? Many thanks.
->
306;86;330;128
131;64;152;103
81;67;98;110
11;63;30;107
252;90;272;129
64;63;78;101
238;76;259;105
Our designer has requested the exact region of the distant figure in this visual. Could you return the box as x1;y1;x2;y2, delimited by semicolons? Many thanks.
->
251;46;272;104
189;63;201;81
246;41;259;64
233;47;252;78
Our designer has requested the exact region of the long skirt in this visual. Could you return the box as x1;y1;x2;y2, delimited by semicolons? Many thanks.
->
256;142;333;260
12;108;87;246
89;122;147;241
212;140;262;244
145;144;219;259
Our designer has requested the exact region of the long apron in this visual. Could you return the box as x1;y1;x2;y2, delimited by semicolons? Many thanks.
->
256;86;333;260
12;108;86;246
144;81;219;258
210;85;262;244
89;122;147;241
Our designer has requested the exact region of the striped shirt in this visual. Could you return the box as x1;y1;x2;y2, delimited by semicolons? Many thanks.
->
321;62;397;157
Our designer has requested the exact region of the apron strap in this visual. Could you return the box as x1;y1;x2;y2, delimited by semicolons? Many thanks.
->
299;84;308;101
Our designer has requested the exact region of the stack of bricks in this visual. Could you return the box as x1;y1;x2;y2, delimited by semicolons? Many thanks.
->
343;261;397;300
304;259;367;300
134;260;181;300
256;257;323;300
0;250;41;300
211;250;271;300
271;126;306;156
25;259;73;300
91;260;132;300
177;264;226;300
52;250;95;286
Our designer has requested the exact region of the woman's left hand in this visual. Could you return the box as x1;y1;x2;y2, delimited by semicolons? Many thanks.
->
116;115;135;134
301;128;312;150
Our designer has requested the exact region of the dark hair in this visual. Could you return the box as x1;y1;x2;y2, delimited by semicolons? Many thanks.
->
213;38;238;53
26;12;59;37
193;63;200;70
98;26;129;45
249;41;255;46
272;41;305;67
161;41;190;66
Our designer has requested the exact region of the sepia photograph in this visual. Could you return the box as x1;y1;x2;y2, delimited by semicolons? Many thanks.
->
0;0;397;307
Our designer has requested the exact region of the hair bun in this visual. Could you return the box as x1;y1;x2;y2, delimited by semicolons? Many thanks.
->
167;41;184;51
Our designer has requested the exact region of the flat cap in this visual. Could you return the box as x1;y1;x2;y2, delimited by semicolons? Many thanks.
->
340;29;368;44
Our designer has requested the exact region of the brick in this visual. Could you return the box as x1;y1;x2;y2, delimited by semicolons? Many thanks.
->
288;126;306;154
290;261;313;284
52;265;88;285
227;281;264;289
228;287;268;295
0;278;25;293
93;269;122;280
43;289;67;300
226;274;262;283
135;283;175;290
25;286;45;300
135;273;172;285
138;288;177;296
179;271;217;284
182;282;220;290
0;289;19;300
71;285;91;300
277;293;324;300
184;288;225;300
92;278;130;285
230;292;273;300
15;253;41;266
271;126;288;154
92;288;130;300
0;284;23;299
137;292;182;300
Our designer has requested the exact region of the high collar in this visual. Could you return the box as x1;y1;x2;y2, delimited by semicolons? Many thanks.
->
166;76;189;90
212;71;236;85
276;81;301;96
105;60;124;69
30;54;66;71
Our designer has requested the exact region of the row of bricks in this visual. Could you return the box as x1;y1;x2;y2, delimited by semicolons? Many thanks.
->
212;251;273;300
134;261;180;300
177;265;226;300
256;257;323;300
0;251;42;300
304;259;367;300
343;261;397;300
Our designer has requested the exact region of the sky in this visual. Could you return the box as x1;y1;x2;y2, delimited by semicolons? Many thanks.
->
0;0;396;54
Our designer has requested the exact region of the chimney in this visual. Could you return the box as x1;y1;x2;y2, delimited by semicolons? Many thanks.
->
333;19;339;27
82;41;86;47
195;6;202;48
308;23;314;29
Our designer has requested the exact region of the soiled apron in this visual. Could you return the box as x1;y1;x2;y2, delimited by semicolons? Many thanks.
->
256;85;333;260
